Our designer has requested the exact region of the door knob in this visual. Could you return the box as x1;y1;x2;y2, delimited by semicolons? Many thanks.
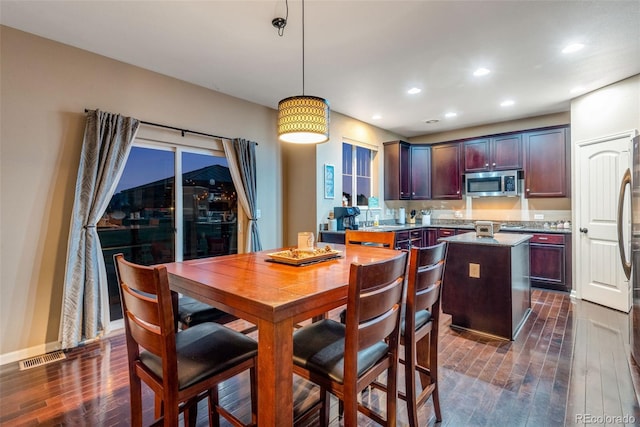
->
579;227;588;233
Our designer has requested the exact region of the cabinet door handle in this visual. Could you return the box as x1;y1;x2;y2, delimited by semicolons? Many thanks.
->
485;163;489;167
538;237;548;240
579;227;588;234
492;162;496;166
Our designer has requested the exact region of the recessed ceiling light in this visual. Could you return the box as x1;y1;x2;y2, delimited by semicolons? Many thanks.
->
473;67;491;77
445;112;457;118
407;87;422;95
424;119;439;124
570;86;585;94
372;114;382;120
562;43;584;54
500;100;515;107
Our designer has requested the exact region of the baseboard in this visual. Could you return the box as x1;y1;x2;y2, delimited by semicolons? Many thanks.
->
0;340;61;366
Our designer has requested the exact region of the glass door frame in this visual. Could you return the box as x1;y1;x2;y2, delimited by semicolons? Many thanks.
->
104;137;233;332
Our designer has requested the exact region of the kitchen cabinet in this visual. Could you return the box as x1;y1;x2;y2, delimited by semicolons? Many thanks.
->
529;233;571;292
395;229;423;250
383;141;431;200
423;228;438;247
463;134;522;172
523;126;570;198
431;142;462;199
410;145;431;199
383;141;411;200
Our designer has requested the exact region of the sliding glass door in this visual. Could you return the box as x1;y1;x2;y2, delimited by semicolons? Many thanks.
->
98;144;236;322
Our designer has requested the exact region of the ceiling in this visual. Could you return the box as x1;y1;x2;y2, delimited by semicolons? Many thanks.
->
2;1;639;138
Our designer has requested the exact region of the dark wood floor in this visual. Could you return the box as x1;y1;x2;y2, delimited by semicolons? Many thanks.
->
1;289;639;426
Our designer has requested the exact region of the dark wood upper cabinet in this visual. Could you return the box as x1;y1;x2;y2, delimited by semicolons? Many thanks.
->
523;126;570;198
431;142;462;199
384;141;431;200
384;140;411;200
464;134;522;172
410;145;431;199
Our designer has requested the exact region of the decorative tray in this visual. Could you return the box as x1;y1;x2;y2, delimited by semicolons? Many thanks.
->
266;246;342;266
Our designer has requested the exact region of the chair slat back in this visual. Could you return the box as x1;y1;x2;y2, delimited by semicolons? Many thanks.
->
345;230;396;249
114;254;176;359
408;242;447;317
344;251;408;352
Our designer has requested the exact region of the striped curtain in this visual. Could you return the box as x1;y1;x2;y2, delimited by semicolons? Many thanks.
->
59;110;139;349
222;138;262;252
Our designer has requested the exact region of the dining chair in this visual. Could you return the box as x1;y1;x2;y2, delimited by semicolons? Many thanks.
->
114;254;258;427
371;242;447;426
292;251;409;426
340;229;397;326
344;229;396;248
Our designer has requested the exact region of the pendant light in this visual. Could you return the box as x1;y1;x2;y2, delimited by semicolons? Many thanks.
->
277;0;330;144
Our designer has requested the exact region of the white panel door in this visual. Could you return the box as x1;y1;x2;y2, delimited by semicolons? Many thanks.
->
576;132;632;312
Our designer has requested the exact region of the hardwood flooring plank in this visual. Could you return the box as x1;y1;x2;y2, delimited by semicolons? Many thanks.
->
1;290;639;427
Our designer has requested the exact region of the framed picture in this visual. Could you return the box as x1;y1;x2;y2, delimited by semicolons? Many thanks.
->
324;164;335;199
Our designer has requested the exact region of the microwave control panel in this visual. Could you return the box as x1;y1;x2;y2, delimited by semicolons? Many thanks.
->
504;176;517;192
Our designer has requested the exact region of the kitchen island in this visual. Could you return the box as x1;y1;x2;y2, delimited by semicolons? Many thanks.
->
439;232;532;340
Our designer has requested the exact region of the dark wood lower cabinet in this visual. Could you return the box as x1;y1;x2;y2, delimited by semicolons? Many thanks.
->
529;233;570;291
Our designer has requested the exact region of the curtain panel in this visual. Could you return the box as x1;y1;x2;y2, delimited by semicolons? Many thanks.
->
222;139;262;252
59;110;139;349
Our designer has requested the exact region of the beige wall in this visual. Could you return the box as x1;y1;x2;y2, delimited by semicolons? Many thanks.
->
0;26;406;362
571;74;640;142
0;26;285;361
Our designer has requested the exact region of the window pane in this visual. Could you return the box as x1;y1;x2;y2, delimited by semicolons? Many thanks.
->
342;143;353;206
182;153;238;260
342;143;352;174
356;176;371;206
356;146;371;177
98;147;175;321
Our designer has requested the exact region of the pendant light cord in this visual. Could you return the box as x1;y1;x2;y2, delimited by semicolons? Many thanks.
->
302;0;305;96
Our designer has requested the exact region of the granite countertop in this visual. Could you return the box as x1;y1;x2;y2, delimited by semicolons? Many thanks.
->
321;221;571;235
439;231;533;247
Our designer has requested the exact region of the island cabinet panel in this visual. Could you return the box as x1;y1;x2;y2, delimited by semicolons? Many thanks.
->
431;142;462;199
463;134;522;173
410;145;431;199
440;234;531;340
523;126;570;198
384;140;411;200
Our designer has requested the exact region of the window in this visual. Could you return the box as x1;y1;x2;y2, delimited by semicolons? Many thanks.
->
98;145;237;321
342;142;374;206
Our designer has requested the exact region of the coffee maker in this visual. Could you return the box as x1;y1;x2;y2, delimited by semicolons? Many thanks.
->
334;207;360;230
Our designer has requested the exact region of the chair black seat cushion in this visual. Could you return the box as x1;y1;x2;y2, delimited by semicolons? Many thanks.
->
178;296;230;327
292;319;389;384
401;308;432;336
140;322;257;390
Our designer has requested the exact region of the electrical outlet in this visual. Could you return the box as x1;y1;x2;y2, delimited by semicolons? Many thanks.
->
469;263;480;278
534;214;544;220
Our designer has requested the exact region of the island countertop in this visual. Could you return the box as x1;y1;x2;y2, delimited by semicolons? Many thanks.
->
439;231;533;247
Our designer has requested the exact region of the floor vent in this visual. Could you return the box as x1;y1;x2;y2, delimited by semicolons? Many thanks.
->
19;350;66;371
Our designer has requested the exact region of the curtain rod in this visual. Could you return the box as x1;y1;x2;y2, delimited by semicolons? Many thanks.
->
83;109;256;144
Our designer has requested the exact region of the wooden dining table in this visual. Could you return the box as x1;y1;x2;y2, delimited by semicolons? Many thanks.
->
163;243;401;426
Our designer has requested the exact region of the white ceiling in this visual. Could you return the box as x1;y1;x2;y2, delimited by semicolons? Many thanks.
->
2;0;639;137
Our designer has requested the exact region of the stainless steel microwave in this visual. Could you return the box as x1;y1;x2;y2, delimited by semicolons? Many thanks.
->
465;170;520;197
